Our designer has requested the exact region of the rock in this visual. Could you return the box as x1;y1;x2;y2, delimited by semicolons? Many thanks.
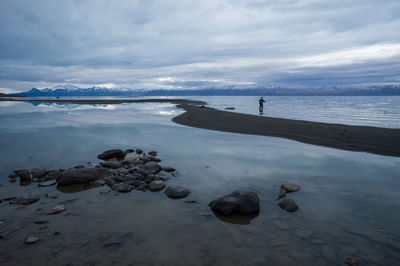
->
111;183;132;193
25;236;40;244
278;199;299;213
162;166;175;172
97;149;126;161
149;157;161;162
34;220;49;224
148;181;165;192
281;183;301;193
48;205;65;215
135;149;143;155
148;151;157;156
8;173;18;178
135;182;148;191
14;168;50;180
126;179;145;188
113;176;126;183
276;188;286;200
41;170;62;182
99;187;111;194
124;156;141;165
45;193;59;199
185;200;197;203
139;161;161;174
57;168;113;185
344;257;360;266
73;165;85;169
165;186;191;199
9;194;40;205
124;149;134;154
100;161;123;169
208;190;260;215
38;179;57;187
225;107;235;110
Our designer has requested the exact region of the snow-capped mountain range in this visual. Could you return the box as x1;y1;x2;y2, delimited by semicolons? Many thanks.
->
12;83;400;97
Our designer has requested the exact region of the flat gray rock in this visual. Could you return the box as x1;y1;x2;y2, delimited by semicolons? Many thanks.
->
165;186;190;199
281;183;301;193
97;149;126;160
57;168;113;185
209;190;260;215
14;168;49;180
278;198;299;212
25;236;40;244
48;205;65;215
139;161;161;174
38;179;57;187
10;194;40;205
100;161;123;169
148;181;165;192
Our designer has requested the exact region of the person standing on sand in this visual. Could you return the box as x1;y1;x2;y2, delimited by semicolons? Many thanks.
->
259;96;266;112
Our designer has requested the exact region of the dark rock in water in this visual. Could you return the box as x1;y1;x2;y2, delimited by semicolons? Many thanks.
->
25;236;40;244
213;211;259;225
165;186;190;199
97;149;126;161
162;166;175;172
38;179;57;187
14;168;50;180
127;179;145;188
111;183;132;193
10;194;40;205
344;257;360;266
42;170;62;182
139;161;161;175
148;151;157;156
105;178;115;187
8;179;16;183
276;188;286;200
73;165;85;169
145;174;156;183
113;176;126;183
124;149;134;154
48;205;65;215
124;156;142;166
101;161;123;169
149;157;161;162
208;190;260;215
57;168;113;185
8;173;18;179
148;181;165;192
136;149;143;155
225;107;235;110
184;200;197;203
278;199;299;212
135;182;148;191
45;193;59;199
34;220;49;224
281;183;301;193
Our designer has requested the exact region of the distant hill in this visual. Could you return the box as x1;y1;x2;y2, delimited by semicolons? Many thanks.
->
0;92;25;97
12;84;400;97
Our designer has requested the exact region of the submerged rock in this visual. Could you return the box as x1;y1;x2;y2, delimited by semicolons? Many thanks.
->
276;188;286;200
9;194;40;205
162;166;175;172
97;149;126;161
225;107;235;110
100;161;123;169
148;151;157;156
57;168;113;185
45;193;59;199
135;149;143;155
111;183;132;193
208;190;260;215
281;183;301;193
124;149;134;154
278;198;299;212
48;205;65;215
14;168;49;180
38;179;57;187
344;257;360;266
25;236;40;244
148;181;165;192
165;186;190;199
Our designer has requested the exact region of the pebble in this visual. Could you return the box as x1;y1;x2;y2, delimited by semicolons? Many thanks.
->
48;205;65;215
25;236;40;244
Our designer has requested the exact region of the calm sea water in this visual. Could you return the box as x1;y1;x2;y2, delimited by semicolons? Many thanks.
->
0;97;399;265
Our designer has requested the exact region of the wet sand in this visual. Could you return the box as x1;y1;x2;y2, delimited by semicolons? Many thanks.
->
2;97;400;157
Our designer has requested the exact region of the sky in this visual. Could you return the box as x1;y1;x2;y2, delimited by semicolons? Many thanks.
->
0;0;400;93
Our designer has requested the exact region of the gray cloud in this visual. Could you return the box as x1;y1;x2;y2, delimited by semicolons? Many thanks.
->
0;0;400;92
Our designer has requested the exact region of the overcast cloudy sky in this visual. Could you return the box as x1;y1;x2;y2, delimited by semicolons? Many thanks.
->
1;0;400;92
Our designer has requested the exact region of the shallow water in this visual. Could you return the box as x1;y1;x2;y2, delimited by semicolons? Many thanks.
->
0;99;399;265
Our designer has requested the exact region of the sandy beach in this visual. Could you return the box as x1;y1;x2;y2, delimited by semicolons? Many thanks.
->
2;97;399;157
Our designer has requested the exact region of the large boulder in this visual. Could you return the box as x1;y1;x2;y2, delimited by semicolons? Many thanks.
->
209;191;260;215
165;186;190;199
57;168;113;185
97;149;126;161
14;168;50;180
10;194;40;205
